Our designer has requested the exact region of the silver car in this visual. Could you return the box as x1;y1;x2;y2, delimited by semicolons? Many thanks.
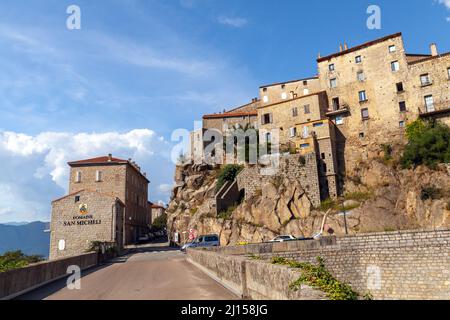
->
181;234;220;252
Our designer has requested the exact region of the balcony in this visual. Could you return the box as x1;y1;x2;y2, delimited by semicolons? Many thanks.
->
418;102;450;118
326;105;350;116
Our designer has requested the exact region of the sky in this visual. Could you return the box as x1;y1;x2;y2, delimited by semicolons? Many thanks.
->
0;0;449;223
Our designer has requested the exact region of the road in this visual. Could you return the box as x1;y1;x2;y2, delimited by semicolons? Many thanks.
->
18;242;238;300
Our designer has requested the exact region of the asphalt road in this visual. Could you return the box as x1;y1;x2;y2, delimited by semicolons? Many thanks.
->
18;242;238;300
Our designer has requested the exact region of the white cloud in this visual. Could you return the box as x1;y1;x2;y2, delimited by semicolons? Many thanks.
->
447;16;450;21
158;183;174;194
0;129;175;223
438;0;450;9
217;16;248;28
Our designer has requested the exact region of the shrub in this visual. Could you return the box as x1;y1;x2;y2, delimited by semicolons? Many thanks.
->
401;119;450;169
319;198;336;212
381;144;393;161
0;251;44;273
420;186;442;201
272;256;358;300
216;164;243;191
152;213;167;230
344;191;372;202
218;204;237;220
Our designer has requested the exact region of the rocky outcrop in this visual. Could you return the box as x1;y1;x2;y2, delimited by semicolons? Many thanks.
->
168;154;450;246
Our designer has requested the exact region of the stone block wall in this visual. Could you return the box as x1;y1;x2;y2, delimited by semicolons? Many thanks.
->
259;229;450;300
237;153;321;207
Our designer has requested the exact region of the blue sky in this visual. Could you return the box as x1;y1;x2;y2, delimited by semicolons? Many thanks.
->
0;0;449;223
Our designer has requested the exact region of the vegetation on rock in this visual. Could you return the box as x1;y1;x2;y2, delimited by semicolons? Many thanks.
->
216;164;243;191
401;119;450;169
0;250;44;272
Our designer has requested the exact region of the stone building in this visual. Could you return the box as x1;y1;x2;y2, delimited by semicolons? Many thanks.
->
49;190;124;260
149;202;166;224
66;154;150;245
191;32;449;203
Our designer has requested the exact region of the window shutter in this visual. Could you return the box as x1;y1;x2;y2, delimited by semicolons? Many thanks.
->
269;113;273;123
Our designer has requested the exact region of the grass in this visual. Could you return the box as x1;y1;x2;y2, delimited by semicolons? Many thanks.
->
218;204;237;220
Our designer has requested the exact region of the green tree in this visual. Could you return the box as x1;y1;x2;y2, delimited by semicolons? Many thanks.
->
401;119;450;169
152;213;167;231
0;250;44;273
216;164;244;191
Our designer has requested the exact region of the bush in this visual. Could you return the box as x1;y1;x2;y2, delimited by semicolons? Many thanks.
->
216;164;243;192
344;191;372;202
381;144;393;162
401;119;450;169
319;198;336;212
218;204;237;220
272;256;359;300
152;213;167;230
420;186;442;201
0;251;44;272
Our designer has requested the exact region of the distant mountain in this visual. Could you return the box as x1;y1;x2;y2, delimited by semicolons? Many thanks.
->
0;222;50;258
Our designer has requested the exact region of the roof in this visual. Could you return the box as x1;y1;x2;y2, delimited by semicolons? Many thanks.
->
150;204;165;209
260;76;318;89
52;189;125;206
226;99;260;113
203;111;258;119
317;32;402;63
68;156;128;166
257;91;326;109
407;52;450;65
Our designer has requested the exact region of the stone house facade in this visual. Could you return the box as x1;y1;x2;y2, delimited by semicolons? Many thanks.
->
49;190;124;260
66;155;150;245
192;32;449;204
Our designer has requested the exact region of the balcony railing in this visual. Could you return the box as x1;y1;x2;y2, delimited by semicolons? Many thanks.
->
326;105;350;116
418;102;450;117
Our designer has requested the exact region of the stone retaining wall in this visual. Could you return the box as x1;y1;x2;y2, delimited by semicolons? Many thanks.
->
190;229;450;300
0;252;98;300
187;248;326;300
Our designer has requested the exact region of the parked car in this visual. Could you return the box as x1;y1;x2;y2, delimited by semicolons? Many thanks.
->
269;235;296;243
138;234;150;243
181;234;220;252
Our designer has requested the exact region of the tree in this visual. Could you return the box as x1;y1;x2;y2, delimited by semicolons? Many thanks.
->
0;250;44;272
152;213;167;231
401;119;450;169
216;164;244;192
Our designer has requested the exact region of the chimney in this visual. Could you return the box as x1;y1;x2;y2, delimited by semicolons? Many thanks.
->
318;52;321;59
430;43;438;56
108;153;112;161
339;43;343;52
344;42;348;50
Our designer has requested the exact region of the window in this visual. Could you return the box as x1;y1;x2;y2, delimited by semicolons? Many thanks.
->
359;90;368;102
281;84;286;89
396;82;404;92
399;121;405;128
292;107;298;117
330;78;337;88
262;87;267;92
303;88;309;95
447;67;450;79
95;170;102;182
391;61;400;72
321;153;326;160
399;101;407;112
302;126;309;138
313;122;324;127
420;74;431;86
389;45;396;53
332;97;340;110
262;113;272;124
75;196;80;203
304;105;311;114
357;71;365;82
323;163;327;173
424;95;434;112
265;132;272;143
359;132;365;138
361;108;369;120
303;80;308;86
355;55;362;63
329;64;335;71
336;116;344;125
75;171;81;183
281;92;287;100
263;95;269;103
289;127;297;138
300;143;310;149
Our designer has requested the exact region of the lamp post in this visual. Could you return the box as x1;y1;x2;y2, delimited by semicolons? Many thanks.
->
341;197;348;235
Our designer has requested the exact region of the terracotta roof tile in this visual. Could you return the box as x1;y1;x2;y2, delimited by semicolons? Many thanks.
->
68;156;127;166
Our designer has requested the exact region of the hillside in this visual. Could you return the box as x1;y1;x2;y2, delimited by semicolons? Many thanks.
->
0;222;50;258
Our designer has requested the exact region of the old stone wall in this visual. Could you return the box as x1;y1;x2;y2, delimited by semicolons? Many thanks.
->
187;248;326;300
237;154;321;207
258;229;450;300
50;190;123;260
